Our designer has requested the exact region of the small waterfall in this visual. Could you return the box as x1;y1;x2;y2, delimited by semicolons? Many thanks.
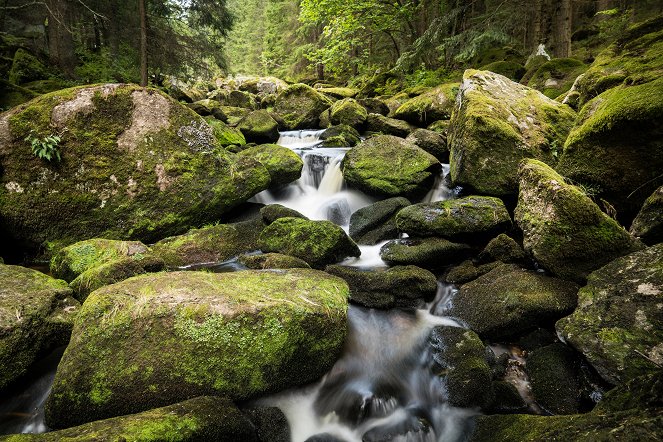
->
423;164;459;203
277;130;326;150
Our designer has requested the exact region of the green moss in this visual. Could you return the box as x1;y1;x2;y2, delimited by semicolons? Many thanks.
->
237;144;303;187
8;49;49;85
205;117;247;147
380;238;472;270
630;185;663;245
0;79;38;110
238;253;311;269
525;58;587;99
273;84;333;130
237;110;279;144
318;87;359;99
480;61;526;81
392;83;458;126
329;98;368;128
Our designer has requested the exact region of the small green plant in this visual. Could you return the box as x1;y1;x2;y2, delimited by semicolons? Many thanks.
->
25;132;62;162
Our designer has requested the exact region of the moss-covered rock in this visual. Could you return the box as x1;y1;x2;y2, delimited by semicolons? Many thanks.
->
318;87;358;99
320;125;361;148
480;61;526;81
238;144;303;188
429;326;494;409
342;135;440;199
8;49;49;85
1;396;257;442
396;196;512;243
448;70;576;196
630;185;663;245
325;265;437;309
405;128;449;163
448;264;578;340
45;269;349;428
525;58;587;99
488;380;528;414
258;217;360;269
242;406;291;442
392;84;458;126
237;110;280;144
477;233;527;265
260;204;307;225
594;370;663;414
218;90;258;110
151;219;265;268
556;244;663;385
238;253;311;270
0;84;270;255
329;98;367;129
380;238;472;270
187;99;228;122
349;197;410;245
219;106;251;126
556;78;663;220
443;260;501;285
273;84;333;130
0;264;79;392
515;159;644;283
364;113;415;137
0;79;38;110
358;98;390;116
205;117;247;147
237;76;288;96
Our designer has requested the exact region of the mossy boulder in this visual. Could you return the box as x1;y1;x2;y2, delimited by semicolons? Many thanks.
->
525;58;587;99
205;117;247;147
237;110;280;144
342;135;440;199
405;128;449;163
258;217;360;269
448;70;576;196
358;98;390;116
45;269;349;428
380;238;472;270
260;204;307;224
273;84;333;130
318;87;358;99
396;196;512;243
480;61;526;81
392;84;458;126
320;125;361;148
349;197;410;245
443;260;501;286
447;264;578;340
187;99;228;121
556;244;663;385
325;265;437;309
0;84;270;255
151;219;265;268
477;234;527;265
238;144;303;188
630;185;663;245
1;396;257;442
219;106;251;126
429;326;494;409
515;159;644;283
0;264;80;392
239;253;311;270
242;406;291;442
329;98;367;129
219;90;258;110
8;49;49;85
556;78;663;220
0;79;38;110
364;113;415;137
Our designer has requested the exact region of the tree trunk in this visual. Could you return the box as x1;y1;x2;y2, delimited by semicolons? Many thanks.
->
46;0;76;78
139;0;148;86
554;0;572;57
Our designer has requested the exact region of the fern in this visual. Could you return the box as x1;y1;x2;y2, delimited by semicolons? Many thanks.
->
25;133;62;162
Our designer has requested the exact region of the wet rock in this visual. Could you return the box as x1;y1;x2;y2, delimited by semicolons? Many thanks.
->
448;70;575;196
260;204;307;224
329;98;367;129
430;326;494;409
238;144;303;188
595;370;663;413
517;328;556;352
380;238;473;270
45;269;349;428
364;113;415;137
187;98;228;121
325;265;437;309
239;253;311;270
237;110;280;144
243;406;290;442
392;84;457;126
205;117;247;147
630;185;663;245
258;217;360;269
0;264;79;392
396;196;512;243
443;260;500;285
349;197;410;245
477;234;527;265
304;434;347;442
557;78;663;220
274;84;333;130
358;98;390;116
405;128;449;163
151;219;265;268
488;381;528;414
342;135;440;199
515;159;644;283
0;84;270;255
361;410;432;442
556;244;663;385
320;124;361;147
448;264;578;340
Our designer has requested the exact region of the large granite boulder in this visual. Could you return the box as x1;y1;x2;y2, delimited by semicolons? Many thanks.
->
237;110;280;144
448;70;576;196
405;128;449;163
364;113;415;137
329;98;367;129
273;84;333;130
380;238;472;270
349;197;410;245
45;269;349;428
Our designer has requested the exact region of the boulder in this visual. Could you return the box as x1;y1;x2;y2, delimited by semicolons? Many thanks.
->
448;70;576;196
342;135;440;199
237;110;280;144
349;197;410;245
405;128;449;163
258;217;360;269
260;204;307;224
273;84;333;130
320;125;361;148
524;58;587;99
238;253;311;270
187;99;228;121
325;265;437;309
515;159;644;283
358;98;390;116
392;84;457;126
151;219;265;268
477;234;527;265
220;106;251;126
329;98;367;129
243;406;291;442
364;113;415;137
219;90;258;109
238;144;304;188
447;264;578;340
3;397;257;441
8;48;49;85
380;238;472;270
480;61;526;81
317;87;358;99
45;269;349;428
0;84;270;254
396;196;512;243
0;79;38;109
205;117;247;147
163;77;205;103
237;77;288;96
487;381;528;414
444;260;501;286
556;78;663;220
0;264;79;391
556;244;663;385
630;185;663;245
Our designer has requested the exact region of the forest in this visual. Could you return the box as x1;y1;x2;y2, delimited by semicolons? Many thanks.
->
0;0;662;441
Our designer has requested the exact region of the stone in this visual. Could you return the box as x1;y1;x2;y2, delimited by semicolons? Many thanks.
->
477;234;527;265
349;197;410;245
237;110;280;144
329;98;368;129
630;185;663;245
243;406;290;442
187;99;228;122
274;84;333;130
380;238;473;270
392;84;457;126
524;58;587;99
443;260;501;285
205;117;247;147
320;125;361;148
238;253;311;270
238;144;303;188
364;113;415;137
405;128;449;163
